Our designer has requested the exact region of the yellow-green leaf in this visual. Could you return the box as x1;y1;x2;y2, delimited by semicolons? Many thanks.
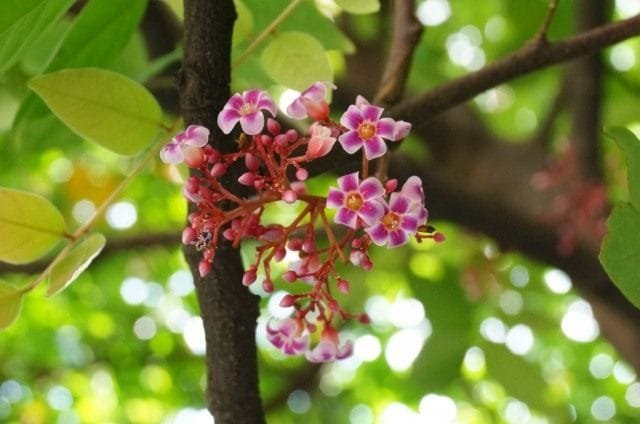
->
0;282;25;331
335;0;380;14
0;187;66;264
261;31;333;91
47;233;106;297
28;68;163;156
233;0;253;47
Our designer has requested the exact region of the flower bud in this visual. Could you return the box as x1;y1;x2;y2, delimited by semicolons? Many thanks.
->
210;163;227;177
242;269;257;286
238;172;256;186
385;179;398;192
267;118;281;135
337;278;350;294
279;294;296;307
245;153;260;171
282;270;297;283
282;190;297;204
434;232;446;243
328;299;339;312
182;227;197;244
262;278;274;293
295;168;308;181
198;260;211;277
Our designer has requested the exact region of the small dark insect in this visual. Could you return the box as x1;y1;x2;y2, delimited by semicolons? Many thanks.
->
195;230;212;251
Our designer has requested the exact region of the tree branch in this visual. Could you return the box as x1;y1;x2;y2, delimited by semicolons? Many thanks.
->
388;14;640;122
179;1;264;422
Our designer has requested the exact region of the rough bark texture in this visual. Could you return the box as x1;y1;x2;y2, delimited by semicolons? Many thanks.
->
179;1;264;422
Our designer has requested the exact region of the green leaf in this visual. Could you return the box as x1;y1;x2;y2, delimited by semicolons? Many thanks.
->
233;0;254;47
0;282;25;331
47;233;106;297
606;127;640;210
0;187;66;264
600;204;640;309
0;0;74;73
335;0;380;14
46;0;148;71
29;68;163;155
261;31;333;91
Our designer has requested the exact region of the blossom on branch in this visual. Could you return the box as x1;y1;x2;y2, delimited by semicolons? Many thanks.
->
217;89;276;135
266;318;309;355
286;81;335;121
327;172;385;229
339;102;395;159
160;125;209;165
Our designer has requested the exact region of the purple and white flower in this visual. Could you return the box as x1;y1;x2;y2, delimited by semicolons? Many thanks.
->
217;89;276;135
286;81;334;120
306;332;353;363
365;191;423;248
266;318;309;356
160;125;209;164
327;172;385;229
338;102;396;159
306;123;336;159
400;176;428;223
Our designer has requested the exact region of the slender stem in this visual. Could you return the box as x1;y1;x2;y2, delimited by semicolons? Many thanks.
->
536;0;560;43
232;0;302;68
319;208;346;263
362;152;369;179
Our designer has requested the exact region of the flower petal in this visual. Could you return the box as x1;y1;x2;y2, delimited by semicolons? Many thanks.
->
393;120;412;140
239;112;265;135
362;136;387;160
400;214;419;233
306;341;336;363
355;95;370;107
401;176;424;202
184;125;210;147
366;223;389;246
340;105;363;130
338;131;364;154
257;95;277;116
302;81;327;101
226;93;245;110
160;142;184;164
335;207;358;229
217;108;241;134
359;200;385;225
388;229;409;248
326;188;345;208
286;98;307;119
337;172;360;192
359;177;385;200
243;89;262;105
389;193;410;214
336;340;354;359
376;117;395;139
361;104;383;122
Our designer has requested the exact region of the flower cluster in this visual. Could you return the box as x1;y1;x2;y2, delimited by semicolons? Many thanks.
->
161;82;443;362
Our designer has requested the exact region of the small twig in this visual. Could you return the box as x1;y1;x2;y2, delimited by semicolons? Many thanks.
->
232;0;302;69
535;0;560;44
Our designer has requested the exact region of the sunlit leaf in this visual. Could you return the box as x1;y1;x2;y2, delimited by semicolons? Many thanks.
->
261;31;332;91
335;0;380;14
0;187;66;264
0;0;73;73
233;0;254;47
29;68;163;155
47;233;106;297
606;127;640;210
600;204;640;309
0;282;25;331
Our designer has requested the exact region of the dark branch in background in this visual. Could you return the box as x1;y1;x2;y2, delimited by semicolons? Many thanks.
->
389;14;640;123
533;72;569;147
568;0;608;179
179;1;264;423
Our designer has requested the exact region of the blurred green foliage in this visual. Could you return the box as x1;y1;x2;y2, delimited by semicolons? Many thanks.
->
1;0;640;423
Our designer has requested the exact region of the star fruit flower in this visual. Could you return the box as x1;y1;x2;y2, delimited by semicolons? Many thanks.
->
160;124;210;165
286;81;335;121
338;100;396;160
217;89;276;135
305;327;354;363
326;171;385;229
266;318;309;355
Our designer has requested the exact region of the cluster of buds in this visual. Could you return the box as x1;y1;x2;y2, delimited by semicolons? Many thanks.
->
161;82;443;362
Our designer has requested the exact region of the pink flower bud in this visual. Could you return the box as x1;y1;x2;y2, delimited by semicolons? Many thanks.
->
210;163;227;177
288;239;303;251
245;153;260;171
253;179;265;190
337;278;350;294
273;248;286;262
242;269;257;286
183;145;205;168
260;135;272;146
267;118;281;135
295;168;308;181
198;260;211;277
282;270;297;282
262;278;274;293
182;227;197;244
301;239;314;253
274;134;288;146
385;179;398;192
282;190;297;204
350;250;365;267
222;228;236;240
434;232;446;243
307;100;330;122
358;313;371;324
351;238;362;248
238;172;256;186
290;181;307;194
279;294;296;307
285;129;298;143
328;299;339;312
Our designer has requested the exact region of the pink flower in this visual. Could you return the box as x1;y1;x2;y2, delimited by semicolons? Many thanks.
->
338;102;395;159
365;191;423;248
286;81;335;120
217;89;276;135
306;123;336;159
305;328;353;362
327;172;385;229
160;125;209;164
400;176;428;223
393;120;412;141
266;318;309;355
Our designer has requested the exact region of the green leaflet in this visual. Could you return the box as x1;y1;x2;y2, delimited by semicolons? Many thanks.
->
47;233;106;297
0;282;25;331
29;68;163;156
0;187;66;264
335;0;380;14
599;127;640;309
261;31;333;91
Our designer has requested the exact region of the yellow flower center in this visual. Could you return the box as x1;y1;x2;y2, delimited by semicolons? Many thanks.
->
346;193;364;210
240;103;256;116
382;212;400;230
357;122;376;140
